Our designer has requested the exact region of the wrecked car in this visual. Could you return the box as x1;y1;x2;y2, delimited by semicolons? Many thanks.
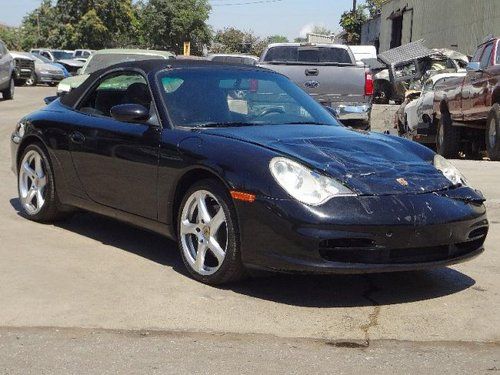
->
396;72;466;146
373;40;468;104
11;59;488;285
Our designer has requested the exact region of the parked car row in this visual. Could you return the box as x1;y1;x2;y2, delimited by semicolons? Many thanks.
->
0;42;94;100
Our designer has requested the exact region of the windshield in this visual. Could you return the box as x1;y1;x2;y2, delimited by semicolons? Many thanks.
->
157;68;340;128
84;53;171;74
263;46;353;65
51;51;74;60
34;54;51;63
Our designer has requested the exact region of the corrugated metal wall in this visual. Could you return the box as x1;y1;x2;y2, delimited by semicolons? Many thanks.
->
379;0;500;55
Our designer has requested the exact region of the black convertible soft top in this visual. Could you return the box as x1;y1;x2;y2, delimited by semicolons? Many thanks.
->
60;59;272;108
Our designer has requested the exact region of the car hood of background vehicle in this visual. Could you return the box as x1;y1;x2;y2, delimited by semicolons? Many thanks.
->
202;125;453;196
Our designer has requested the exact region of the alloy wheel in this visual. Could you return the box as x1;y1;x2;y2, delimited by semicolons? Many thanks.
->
180;190;228;276
26;73;36;86
19;150;48;215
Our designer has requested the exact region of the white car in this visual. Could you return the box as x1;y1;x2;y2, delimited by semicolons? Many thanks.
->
404;72;467;132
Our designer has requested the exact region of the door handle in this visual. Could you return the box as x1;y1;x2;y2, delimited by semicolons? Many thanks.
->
305;68;319;76
69;131;85;144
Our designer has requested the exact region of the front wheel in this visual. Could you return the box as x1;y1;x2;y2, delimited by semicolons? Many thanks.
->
26;73;37;86
486;103;500;161
436;112;460;158
177;179;245;285
2;77;14;100
18;144;67;222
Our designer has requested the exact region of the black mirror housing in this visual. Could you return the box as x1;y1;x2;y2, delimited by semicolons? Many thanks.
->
110;104;149;123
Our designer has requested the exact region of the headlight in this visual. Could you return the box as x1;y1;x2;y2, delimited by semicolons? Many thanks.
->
433;154;467;186
40;70;49;74
16;121;26;138
269;157;355;205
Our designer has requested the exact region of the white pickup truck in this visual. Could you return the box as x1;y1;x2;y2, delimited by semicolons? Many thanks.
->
259;43;373;129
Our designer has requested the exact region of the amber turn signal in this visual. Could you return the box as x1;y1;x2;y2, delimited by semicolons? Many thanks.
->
230;191;256;202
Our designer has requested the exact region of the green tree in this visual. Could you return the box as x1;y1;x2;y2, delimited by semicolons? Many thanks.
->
267;35;288;44
339;8;367;44
211;27;273;57
310;25;332;35
0;26;22;50
19;0;138;50
140;0;211;55
364;0;385;17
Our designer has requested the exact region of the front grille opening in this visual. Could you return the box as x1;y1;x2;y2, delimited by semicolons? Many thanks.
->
455;238;485;254
319;239;484;265
468;227;488;240
319;238;374;249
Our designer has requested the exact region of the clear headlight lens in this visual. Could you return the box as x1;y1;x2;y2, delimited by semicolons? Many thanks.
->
16;121;26;138
433;154;467;186
269;157;355;205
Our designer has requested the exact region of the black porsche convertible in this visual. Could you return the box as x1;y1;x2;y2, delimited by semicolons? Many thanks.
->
11;59;488;284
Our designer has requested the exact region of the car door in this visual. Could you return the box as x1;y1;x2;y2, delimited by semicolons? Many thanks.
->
463;43;494;121
68;70;160;219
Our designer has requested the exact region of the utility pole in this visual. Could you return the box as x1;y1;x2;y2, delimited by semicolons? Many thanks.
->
352;0;357;12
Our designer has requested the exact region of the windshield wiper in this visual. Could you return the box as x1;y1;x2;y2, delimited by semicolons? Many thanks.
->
285;121;329;125
191;122;257;129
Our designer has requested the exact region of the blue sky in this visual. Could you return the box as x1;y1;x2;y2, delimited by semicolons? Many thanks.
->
0;0;357;40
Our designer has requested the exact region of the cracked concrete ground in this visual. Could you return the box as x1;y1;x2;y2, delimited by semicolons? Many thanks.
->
0;87;499;372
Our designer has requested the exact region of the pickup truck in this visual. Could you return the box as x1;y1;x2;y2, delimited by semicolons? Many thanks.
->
434;36;500;160
259;43;373;129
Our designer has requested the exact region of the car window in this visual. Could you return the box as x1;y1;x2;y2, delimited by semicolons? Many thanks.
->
472;46;484;63
78;71;156;124
157;68;340;128
480;43;493;68
264;46;353;64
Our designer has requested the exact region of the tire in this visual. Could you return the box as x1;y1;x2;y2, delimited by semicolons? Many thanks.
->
1;77;14;100
26;73;37;86
177;179;246;285
486;103;500;161
17;144;68;222
436;112;460;158
14;79;27;86
49;82;58;87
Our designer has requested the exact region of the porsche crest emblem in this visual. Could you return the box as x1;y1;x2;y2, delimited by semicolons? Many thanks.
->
396;178;409;186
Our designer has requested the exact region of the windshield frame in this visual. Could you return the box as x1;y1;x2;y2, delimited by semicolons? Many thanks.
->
155;66;342;130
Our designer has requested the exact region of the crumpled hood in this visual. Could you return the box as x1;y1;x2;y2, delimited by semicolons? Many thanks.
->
202;125;453;196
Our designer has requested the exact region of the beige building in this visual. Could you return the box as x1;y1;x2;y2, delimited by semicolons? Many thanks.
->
377;0;500;55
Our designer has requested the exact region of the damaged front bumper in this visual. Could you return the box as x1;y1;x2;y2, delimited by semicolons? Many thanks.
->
236;186;488;274
331;102;371;122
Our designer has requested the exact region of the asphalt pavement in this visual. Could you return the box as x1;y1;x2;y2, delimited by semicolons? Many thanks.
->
0;87;499;373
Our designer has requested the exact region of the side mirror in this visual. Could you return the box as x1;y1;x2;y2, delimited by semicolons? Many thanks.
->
44;96;58;105
466;61;481;72
76;68;82;75
110;104;149;123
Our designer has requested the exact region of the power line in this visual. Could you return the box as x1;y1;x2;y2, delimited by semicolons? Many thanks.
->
210;0;284;7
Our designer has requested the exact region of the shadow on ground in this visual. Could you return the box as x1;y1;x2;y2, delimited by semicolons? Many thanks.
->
10;198;476;308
